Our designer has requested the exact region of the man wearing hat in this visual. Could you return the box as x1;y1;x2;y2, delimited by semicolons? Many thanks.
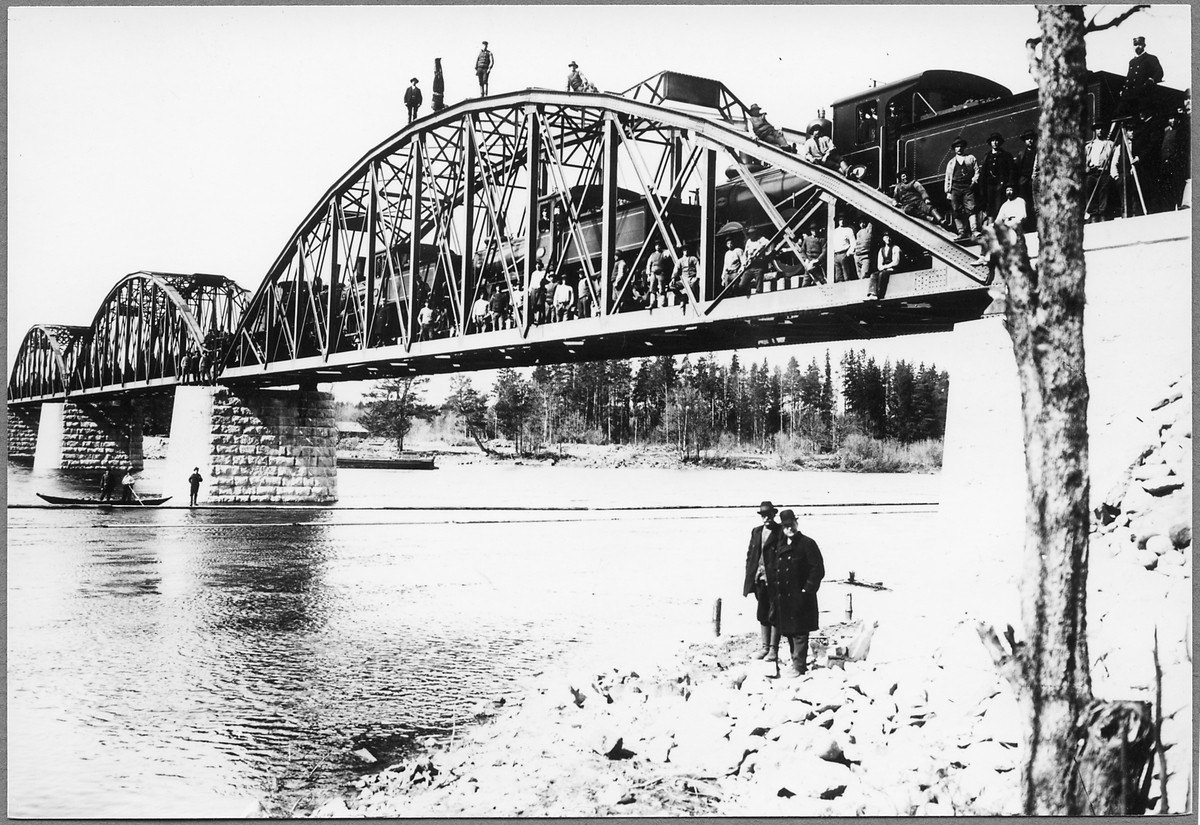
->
943;137;980;240
565;61;585;92
979;132;1016;222
1084;121;1117;222
747;104;792;151
475;40;495;97
743;501;783;662
1014;129;1038;229
403;77;423;124
1115;36;1164;125
766;509;825;677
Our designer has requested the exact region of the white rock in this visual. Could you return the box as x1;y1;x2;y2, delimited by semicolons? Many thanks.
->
1146;534;1174;556
970;690;1021;745
954;739;1017;772
686;681;733;717
759;753;852;799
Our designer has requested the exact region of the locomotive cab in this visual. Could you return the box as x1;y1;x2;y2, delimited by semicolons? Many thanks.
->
831;71;1011;189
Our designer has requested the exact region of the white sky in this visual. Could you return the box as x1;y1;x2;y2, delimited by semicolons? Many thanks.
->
6;4;1192;403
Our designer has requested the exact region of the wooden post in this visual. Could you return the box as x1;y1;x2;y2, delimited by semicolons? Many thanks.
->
711;597;722;637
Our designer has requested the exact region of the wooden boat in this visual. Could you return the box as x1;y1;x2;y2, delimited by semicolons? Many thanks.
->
337;456;437;470
37;493;173;507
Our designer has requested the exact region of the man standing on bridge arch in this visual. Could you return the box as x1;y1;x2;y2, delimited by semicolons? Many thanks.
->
475;41;494;97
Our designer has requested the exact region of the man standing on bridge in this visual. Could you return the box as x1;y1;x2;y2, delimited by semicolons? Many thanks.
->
403;77;423;124
944;137;980;241
475;41;495;97
1114;36;1164;126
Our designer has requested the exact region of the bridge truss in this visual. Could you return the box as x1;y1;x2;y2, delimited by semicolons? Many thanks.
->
8;272;248;404
222;84;991;386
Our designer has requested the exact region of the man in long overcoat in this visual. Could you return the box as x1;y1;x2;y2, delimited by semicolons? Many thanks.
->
767;509;825;677
743;500;783;662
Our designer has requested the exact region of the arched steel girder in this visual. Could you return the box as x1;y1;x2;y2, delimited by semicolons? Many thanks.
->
6;324;87;403
7;271;248;403
226;88;986;374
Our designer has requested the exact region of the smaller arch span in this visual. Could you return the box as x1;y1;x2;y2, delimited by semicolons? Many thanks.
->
7;271;248;404
6;324;88;403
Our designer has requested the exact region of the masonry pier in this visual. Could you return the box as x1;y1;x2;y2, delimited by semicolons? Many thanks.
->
31;399;144;473
166;386;338;504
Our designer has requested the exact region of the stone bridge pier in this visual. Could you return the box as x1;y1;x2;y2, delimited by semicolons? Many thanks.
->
30;399;145;473
166;385;338;504
7;407;41;460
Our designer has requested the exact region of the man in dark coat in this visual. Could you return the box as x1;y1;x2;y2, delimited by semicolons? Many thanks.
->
1014;130;1038;230
743;500;783;662
979;132;1016;221
766;509;825;677
1159;99;1189;211
1114;36;1164;125
403;78;422;124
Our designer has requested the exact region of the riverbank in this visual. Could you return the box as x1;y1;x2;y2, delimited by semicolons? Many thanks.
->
335;438;939;473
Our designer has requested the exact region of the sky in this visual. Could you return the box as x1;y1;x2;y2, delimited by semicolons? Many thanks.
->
6;4;1192;402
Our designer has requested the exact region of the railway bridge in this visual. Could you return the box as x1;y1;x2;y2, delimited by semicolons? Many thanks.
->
10;73;1185;504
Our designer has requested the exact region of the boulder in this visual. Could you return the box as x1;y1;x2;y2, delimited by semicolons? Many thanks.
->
954;739;1017;772
686;681;733;718
1169;522;1191;549
1146;535;1174;556
1142;472;1185;496
758;753;852;799
1136;548;1159;570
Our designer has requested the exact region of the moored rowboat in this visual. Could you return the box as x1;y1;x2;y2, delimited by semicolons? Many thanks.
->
36;493;173;507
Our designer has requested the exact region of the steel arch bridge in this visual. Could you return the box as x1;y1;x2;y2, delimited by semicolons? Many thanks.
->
7;272;248;405
221;74;992;386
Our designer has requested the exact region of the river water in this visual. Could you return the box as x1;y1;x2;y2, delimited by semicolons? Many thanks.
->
7;457;942;817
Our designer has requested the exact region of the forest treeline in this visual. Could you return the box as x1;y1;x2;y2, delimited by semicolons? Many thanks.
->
357;349;950;470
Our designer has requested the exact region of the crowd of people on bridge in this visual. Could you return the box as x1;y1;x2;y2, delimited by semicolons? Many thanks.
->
387;33;1187;338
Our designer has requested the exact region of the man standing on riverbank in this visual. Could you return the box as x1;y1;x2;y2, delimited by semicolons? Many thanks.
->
188;467;204;506
743;500;782;662
769;509;825;677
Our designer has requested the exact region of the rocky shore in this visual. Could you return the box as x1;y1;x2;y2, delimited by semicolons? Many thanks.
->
310;621;1027;817
301;377;1190;818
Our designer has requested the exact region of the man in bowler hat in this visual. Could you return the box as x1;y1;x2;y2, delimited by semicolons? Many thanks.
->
744;500;783;662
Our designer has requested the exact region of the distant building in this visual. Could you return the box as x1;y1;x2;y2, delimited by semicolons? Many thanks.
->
336;420;369;440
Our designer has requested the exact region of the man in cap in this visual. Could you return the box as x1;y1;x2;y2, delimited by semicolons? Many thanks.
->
943;136;981;240
1014;129;1038;229
475;41;495;97
741;225;771;293
403;77;423;124
1115;36;1164;126
747;105;793;151
979;132;1016;222
1084;121;1117;222
891;169;945;226
766;509;825;677
744;501;783;662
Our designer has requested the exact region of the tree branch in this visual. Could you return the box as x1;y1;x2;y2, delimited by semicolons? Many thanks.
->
1085;5;1149;34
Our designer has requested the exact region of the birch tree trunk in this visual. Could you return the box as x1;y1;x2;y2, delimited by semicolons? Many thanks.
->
978;6;1153;814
